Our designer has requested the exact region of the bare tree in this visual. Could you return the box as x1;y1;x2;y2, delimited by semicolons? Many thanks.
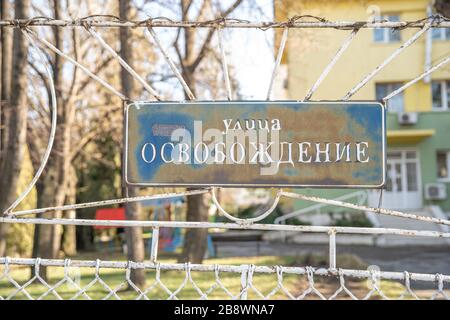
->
119;0;146;288
0;0;13;257
435;0;450;18
36;0;72;278
0;0;12;157
28;0;124;273
25;0;149;265
61;165;77;256
174;0;244;263
0;0;31;256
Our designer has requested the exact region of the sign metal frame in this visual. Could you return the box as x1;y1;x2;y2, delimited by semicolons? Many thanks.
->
123;100;386;189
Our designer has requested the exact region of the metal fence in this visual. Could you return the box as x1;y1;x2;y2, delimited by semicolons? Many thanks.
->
0;14;450;300
1;256;449;300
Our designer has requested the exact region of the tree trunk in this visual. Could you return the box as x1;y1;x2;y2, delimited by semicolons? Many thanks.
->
0;0;12;154
74;165;94;252
0;0;13;257
76;224;94;251
119;0;146;289
179;0;210;264
180;72;210;263
30;180;44;279
124;189;146;285
0;0;30;256
62;165;77;256
178;0;243;263
38;0;71;280
180;191;210;263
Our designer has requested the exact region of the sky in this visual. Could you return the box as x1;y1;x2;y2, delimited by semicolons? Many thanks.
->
226;0;275;99
28;0;276;101
135;0;276;100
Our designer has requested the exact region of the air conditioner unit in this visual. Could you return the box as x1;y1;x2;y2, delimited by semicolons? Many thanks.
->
424;183;447;200
398;112;418;125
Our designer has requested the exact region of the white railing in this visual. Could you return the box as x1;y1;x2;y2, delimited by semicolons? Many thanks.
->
0;14;449;299
1;257;449;300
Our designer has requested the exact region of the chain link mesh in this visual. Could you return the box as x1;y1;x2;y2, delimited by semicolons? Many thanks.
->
0;258;448;300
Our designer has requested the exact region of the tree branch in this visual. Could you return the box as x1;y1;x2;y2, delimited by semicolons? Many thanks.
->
189;0;244;73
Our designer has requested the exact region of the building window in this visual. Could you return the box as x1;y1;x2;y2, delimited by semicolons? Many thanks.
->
432;27;450;41
376;82;404;112
373;15;401;43
437;151;450;180
431;80;449;110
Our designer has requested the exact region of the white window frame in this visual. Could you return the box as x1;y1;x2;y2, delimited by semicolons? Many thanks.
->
376;82;404;113
374;148;423;210
432;27;449;41
373;14;401;43
431;80;449;111
437;151;450;182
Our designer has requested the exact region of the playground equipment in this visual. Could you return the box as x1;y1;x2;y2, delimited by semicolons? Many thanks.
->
142;196;215;257
143;197;184;253
93;197;215;258
94;208;126;252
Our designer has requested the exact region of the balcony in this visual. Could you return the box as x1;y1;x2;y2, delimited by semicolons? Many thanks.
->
386;110;450;145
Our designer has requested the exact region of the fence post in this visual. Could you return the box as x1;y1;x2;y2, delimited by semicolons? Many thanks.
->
240;265;249;300
150;227;159;263
328;229;337;270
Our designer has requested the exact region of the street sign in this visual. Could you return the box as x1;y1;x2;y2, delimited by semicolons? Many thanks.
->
124;101;385;188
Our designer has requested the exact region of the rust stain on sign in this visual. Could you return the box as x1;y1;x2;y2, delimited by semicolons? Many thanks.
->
125;101;385;188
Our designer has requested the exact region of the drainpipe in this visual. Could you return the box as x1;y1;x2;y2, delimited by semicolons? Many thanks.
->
424;3;433;83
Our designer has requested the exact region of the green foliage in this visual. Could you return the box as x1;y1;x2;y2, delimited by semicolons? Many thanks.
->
5;148;36;257
330;212;373;228
75;134;122;249
76;134;121;207
213;203;313;225
214;204;292;225
6;224;34;257
285;217;311;226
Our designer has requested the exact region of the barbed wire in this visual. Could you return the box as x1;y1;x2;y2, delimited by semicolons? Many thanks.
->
1;14;449;29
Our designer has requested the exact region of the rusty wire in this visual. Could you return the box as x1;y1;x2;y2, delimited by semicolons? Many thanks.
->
1;14;449;29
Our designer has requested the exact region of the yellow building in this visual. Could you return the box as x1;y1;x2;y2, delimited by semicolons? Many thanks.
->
274;0;450;218
275;0;449;112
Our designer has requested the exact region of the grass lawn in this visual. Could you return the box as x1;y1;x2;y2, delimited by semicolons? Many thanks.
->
0;252;419;300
